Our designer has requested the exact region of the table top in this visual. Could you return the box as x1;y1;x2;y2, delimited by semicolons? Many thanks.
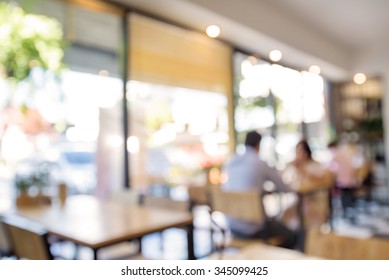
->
211;243;321;260
7;195;193;249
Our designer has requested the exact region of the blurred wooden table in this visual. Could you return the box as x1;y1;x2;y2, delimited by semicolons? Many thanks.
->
7;195;194;259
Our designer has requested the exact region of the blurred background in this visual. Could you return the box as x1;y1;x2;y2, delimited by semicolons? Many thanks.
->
0;1;388;254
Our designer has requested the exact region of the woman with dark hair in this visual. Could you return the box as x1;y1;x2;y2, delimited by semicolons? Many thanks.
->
282;139;333;231
294;139;312;172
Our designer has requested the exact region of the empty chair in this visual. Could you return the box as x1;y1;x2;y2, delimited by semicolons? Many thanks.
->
142;195;190;212
109;189;142;205
101;192;189;260
187;185;217;253
0;217;13;258
141;195;192;259
99;189;145;260
1;216;52;260
187;184;215;207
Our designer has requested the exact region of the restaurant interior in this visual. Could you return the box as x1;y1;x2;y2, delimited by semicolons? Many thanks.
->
1;0;389;260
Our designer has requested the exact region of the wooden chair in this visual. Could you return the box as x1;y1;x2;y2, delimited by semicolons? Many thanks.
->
142;195;191;212
98;189;144;260
140;194;191;259
188;185;212;207
109;189;143;205
105;191;190;260
1;216;53;260
208;188;284;252
305;228;389;259
0;217;13;258
187;185;216;251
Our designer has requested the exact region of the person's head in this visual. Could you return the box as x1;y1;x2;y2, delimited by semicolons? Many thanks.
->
295;139;312;162
327;140;338;154
327;140;338;149
244;131;262;151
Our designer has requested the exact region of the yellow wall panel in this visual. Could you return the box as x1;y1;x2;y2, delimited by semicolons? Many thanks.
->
129;14;232;95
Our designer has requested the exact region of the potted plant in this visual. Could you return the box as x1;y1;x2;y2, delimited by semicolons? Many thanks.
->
14;173;32;206
14;162;54;207
0;2;65;136
0;2;64;83
14;174;31;195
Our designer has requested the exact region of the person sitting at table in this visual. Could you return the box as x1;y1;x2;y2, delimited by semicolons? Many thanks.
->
281;139;333;231
222;130;296;249
326;140;369;216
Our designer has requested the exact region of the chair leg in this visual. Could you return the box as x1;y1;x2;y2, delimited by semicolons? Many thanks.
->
210;227;216;252
295;229;306;252
137;237;142;254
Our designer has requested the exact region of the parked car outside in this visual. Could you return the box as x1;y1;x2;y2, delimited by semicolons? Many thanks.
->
14;142;97;195
53;143;96;194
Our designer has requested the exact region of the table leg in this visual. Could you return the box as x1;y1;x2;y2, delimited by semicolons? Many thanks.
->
137;237;143;254
297;194;304;228
73;243;80;260
186;223;195;260
296;194;306;252
328;189;334;230
92;248;98;260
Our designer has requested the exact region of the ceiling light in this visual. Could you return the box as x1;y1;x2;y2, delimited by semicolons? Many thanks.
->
309;65;321;75
206;25;221;38
353;73;366;85
98;69;110;76
269;50;282;62
248;56;258;64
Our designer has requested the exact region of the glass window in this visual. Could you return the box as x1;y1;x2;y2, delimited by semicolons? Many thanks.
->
0;1;123;197
233;52;330;167
128;15;232;191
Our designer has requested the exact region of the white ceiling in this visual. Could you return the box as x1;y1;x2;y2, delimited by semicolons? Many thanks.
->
266;0;389;77
112;0;389;81
269;0;389;51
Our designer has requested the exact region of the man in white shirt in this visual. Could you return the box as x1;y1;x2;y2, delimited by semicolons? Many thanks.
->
222;131;296;248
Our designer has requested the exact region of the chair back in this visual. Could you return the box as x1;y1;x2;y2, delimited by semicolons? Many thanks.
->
188;185;209;206
109;189;142;205
0;217;13;257
142;195;190;212
2;216;53;260
306;228;389;260
209;189;266;223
